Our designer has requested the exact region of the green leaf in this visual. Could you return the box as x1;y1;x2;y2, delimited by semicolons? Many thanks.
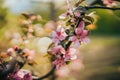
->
65;19;71;26
65;29;70;35
66;61;71;64
84;16;94;24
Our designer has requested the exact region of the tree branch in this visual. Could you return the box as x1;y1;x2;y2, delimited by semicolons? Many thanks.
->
84;6;120;10
33;65;56;80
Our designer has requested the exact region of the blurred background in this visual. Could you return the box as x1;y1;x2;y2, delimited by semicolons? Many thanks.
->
0;0;120;80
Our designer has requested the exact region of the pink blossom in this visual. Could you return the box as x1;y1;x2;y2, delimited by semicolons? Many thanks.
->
59;12;69;19
74;11;81;17
55;66;70;77
70;59;84;71
50;45;65;55
51;25;67;45
51;46;77;61
23;49;35;60
75;21;85;35
7;69;32;80
7;48;14;56
64;48;77;61
53;56;65;69
102;0;116;7
52;48;77;69
23;73;32;80
70;21;89;48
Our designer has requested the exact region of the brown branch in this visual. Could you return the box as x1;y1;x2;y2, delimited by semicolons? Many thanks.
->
33;65;56;80
84;6;120;10
74;0;85;7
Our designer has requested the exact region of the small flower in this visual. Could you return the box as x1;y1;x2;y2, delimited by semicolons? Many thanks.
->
59;12;70;19
23;73;32;80
50;45;65;55
14;45;18;51
7;69;32;80
7;48;14;56
70;21;89;48
23;49;35;60
74;11;81;17
53;55;65;69
55;66;70;77
75;21;85;35
102;0;116;7
64;48;77;61
51;25;67;45
52;47;77;69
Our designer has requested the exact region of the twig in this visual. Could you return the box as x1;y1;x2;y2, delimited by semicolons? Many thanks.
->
84;6;120;10
33;65;56;80
0;58;7;69
74;0;85;7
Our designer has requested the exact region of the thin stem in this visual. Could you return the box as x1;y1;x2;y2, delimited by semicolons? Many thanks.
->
84;6;120;10
74;0;85;7
67;0;72;11
67;0;74;14
33;66;56;80
0;58;7;69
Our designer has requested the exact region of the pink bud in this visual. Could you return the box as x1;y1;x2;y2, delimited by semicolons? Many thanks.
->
7;48;14;56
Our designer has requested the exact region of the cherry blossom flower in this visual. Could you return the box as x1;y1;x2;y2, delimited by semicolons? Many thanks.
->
63;48;77;61
23;49;35;60
53;55;65;69
59;12;70;19
70;21;89;48
7;69;32;80
51;25;67;45
102;0;116;7
7;48;14;56
74;11;81;18
51;47;77;69
50;45;65;55
55;66;70;77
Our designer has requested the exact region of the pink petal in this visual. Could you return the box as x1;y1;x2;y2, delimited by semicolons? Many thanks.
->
53;56;65;69
51;31;57;38
70;55;77;60
7;48;14;56
78;21;85;29
75;27;83;35
56;25;67;41
27;50;35;60
63;54;70;61
69;36;77;42
59;12;68;19
82;37;90;44
74;11;81;17
73;40;80;48
52;38;60;45
64;48;77;61
68;48;76;55
81;30;89;38
51;45;65;55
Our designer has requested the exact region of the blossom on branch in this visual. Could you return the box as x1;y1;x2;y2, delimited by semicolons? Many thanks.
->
70;21;89;48
7;69;32;80
102;0;117;7
51;45;77;69
51;25;67;45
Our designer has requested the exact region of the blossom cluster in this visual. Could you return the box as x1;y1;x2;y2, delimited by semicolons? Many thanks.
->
0;0;119;79
0;46;35;80
49;9;90;69
102;0;117;7
7;69;32;80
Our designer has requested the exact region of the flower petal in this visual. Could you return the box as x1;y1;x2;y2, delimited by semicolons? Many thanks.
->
78;21;85;29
